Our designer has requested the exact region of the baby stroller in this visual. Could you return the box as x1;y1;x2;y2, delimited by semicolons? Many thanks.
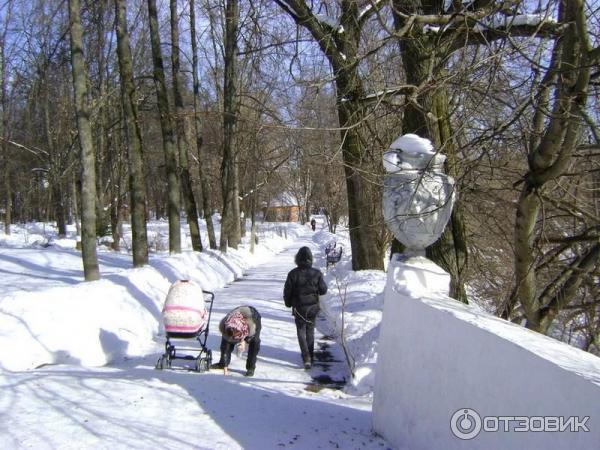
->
155;280;215;372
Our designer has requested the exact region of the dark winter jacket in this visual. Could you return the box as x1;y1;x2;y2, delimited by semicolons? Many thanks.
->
283;247;327;309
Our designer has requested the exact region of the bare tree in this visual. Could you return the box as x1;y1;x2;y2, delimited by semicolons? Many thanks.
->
68;0;99;280
274;0;389;271
147;0;181;253
0;0;13;235
504;0;598;332
220;0;241;251
170;0;202;252
115;0;149;266
189;0;217;249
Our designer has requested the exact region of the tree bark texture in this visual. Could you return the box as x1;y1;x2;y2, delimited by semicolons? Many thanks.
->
147;0;181;253
68;0;100;281
220;0;241;251
115;0;149;266
92;3;107;240
170;0;202;252
0;4;11;235
189;0;217;249
274;0;385;271
509;0;594;332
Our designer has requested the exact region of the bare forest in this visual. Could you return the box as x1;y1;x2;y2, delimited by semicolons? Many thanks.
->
0;0;598;353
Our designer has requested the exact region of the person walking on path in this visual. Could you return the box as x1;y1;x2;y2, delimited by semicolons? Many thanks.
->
212;305;261;377
283;246;327;369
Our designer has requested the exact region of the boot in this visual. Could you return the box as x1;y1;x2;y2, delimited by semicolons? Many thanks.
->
303;357;311;370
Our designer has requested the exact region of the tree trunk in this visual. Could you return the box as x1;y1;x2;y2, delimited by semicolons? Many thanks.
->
508;0;593;330
250;202;257;253
249;185;258;254
274;0;385;271
109;181;122;252
220;0;241;252
0;3;11;235
42;71;67;238
3;167;11;234
53;183;67;237
337;100;385;271
189;0;217;249
68;0;100;280
1;131;10;238
71;177;80;237
115;0;148;266
170;0;202;252
424;91;469;303
93;5;107;244
147;0;181;253
334;46;384;271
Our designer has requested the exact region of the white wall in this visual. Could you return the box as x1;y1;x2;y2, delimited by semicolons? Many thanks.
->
373;255;600;450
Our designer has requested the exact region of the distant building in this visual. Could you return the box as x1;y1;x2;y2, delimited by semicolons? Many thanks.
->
262;192;300;222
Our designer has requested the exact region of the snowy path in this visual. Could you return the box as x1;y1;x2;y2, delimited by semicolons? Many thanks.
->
1;236;388;449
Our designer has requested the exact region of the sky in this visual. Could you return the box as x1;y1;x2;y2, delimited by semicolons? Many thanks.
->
0;217;390;449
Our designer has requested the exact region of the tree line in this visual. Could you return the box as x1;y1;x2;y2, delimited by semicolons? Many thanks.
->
0;0;598;353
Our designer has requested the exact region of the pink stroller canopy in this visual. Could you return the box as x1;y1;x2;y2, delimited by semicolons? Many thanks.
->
162;280;207;334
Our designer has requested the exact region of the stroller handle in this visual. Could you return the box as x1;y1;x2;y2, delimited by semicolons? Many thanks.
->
202;290;215;303
202;290;215;335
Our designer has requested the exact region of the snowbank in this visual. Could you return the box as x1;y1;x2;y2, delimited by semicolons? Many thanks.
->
310;226;387;396
0;222;305;371
373;255;600;449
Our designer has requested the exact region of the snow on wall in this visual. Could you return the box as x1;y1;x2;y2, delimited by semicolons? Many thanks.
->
373;255;600;450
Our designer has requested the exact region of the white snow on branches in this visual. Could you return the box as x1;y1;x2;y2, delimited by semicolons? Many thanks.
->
474;14;556;32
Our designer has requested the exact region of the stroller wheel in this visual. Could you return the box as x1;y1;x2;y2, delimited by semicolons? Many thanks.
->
195;357;209;372
168;344;176;359
156;354;172;370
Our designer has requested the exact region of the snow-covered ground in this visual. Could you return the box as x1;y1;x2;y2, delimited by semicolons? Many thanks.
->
0;217;389;449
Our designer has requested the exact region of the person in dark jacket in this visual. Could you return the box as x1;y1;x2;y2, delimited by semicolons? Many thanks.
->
211;305;261;377
283;246;327;369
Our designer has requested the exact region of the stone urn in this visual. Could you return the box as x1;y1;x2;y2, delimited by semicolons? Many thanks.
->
382;134;456;255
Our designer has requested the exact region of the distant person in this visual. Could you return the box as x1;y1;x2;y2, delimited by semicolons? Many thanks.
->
211;306;261;377
310;218;316;231
283;246;327;369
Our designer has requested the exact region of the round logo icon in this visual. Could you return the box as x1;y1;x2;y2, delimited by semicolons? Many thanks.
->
450;408;482;440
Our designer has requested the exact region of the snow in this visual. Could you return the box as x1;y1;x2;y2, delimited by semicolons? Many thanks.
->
383;150;402;172
358;0;386;21
4;210;597;448
0;217;389;449
473;14;556;32
422;25;441;33
358;3;373;20
389;133;434;154
443;0;475;12
373;255;600;450
383;134;437;172
313;13;345;34
311;229;385;396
